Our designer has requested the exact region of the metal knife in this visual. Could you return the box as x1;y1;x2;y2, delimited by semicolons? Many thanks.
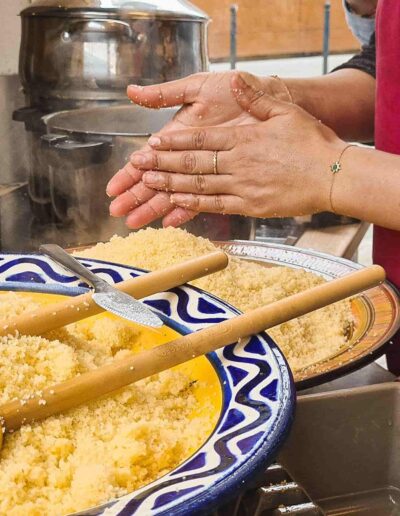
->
39;244;163;328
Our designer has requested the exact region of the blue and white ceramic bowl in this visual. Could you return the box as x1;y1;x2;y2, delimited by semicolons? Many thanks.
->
0;253;295;516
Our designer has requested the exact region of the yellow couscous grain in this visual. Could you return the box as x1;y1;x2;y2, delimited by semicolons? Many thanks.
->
0;292;215;515
0;227;352;515
78;227;352;371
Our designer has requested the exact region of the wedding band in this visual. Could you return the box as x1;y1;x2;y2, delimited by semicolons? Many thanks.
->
213;151;218;174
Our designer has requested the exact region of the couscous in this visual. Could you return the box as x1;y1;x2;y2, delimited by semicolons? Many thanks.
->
0;227;352;514
0;294;217;515
79;227;353;371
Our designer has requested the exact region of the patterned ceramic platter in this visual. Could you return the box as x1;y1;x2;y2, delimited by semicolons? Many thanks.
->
215;241;400;390
0;253;295;516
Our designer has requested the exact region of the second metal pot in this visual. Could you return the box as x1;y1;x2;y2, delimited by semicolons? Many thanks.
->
41;105;254;245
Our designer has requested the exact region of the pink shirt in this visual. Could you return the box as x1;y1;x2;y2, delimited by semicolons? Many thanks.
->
374;0;400;372
373;0;400;288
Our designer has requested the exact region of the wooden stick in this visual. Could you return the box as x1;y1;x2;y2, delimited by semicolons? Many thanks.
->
0;251;228;337
0;265;385;432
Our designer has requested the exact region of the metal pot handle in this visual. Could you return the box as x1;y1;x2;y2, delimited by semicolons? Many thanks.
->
41;134;111;167
61;19;146;44
13;107;39;123
13;107;47;132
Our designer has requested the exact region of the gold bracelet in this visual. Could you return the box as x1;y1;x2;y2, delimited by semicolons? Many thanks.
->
329;144;357;214
270;75;294;103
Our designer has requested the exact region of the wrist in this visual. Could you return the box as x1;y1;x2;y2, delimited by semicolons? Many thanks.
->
261;75;293;103
329;144;365;217
283;78;326;117
320;141;362;215
313;138;348;213
271;76;294;103
281;79;303;107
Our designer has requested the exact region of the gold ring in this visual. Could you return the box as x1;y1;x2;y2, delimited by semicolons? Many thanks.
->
213;151;218;174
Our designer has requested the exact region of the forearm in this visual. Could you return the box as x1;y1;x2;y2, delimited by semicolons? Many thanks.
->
282;69;376;142
328;146;400;230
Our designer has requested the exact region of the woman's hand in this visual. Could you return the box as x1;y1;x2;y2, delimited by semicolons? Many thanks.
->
136;75;346;219
106;72;292;228
124;71;291;129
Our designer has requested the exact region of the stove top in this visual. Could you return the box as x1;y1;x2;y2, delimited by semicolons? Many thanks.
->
213;463;323;516
254;213;359;247
255;220;305;246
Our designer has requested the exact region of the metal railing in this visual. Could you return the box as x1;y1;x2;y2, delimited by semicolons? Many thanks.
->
229;2;331;74
323;0;331;74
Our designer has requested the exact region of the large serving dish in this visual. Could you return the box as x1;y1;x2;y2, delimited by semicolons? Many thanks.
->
0;253;295;516
216;241;400;390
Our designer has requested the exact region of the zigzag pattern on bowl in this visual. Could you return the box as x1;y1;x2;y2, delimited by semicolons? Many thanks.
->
0;254;294;516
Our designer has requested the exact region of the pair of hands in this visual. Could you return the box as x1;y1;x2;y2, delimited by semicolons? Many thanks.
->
107;71;270;228
107;71;345;229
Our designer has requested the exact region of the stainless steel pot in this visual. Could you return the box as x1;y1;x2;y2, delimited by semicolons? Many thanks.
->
20;0;209;110
41;105;254;244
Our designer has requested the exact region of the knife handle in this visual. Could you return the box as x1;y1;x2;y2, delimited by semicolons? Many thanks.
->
39;244;103;289
0;251;229;337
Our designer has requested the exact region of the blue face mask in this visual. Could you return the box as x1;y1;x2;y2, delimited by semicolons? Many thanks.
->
343;0;375;47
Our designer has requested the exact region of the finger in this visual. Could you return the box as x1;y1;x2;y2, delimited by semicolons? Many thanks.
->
170;193;245;215
143;171;233;195
109;182;155;217
231;72;291;121
162;207;197;228
132;149;231;175
127;73;207;109
125;193;174;229
106;163;143;197
147;127;237;152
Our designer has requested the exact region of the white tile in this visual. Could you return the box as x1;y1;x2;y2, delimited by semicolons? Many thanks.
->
357;225;373;266
210;54;355;78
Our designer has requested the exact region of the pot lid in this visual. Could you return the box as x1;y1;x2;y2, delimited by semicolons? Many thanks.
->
22;0;208;20
43;105;178;137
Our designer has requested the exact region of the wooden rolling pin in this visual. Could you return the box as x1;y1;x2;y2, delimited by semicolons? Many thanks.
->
0;264;385;440
0;251;228;337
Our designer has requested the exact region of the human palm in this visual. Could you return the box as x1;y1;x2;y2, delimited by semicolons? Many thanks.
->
107;71;290;228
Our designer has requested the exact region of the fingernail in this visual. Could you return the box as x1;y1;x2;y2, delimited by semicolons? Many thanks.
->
126;218;141;229
131;154;146;166
148;136;161;147
128;84;144;90
109;201;116;216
